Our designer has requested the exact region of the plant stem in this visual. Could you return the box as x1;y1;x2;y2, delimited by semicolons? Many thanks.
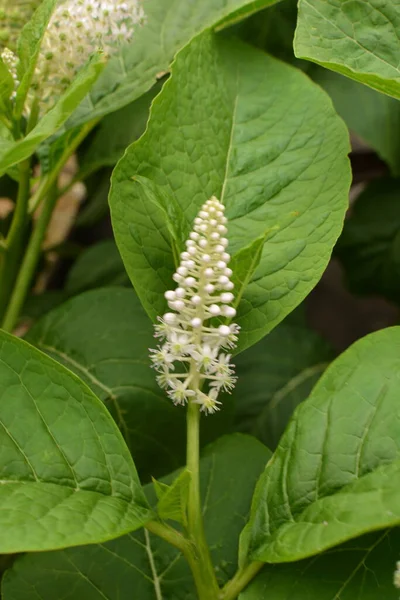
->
1;119;99;331
2;184;58;332
0;158;31;319
146;519;220;600
145;520;189;553
186;401;220;600
220;562;263;600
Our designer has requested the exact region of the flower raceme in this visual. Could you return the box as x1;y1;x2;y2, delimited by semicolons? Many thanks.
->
1;0;145;114
150;196;239;415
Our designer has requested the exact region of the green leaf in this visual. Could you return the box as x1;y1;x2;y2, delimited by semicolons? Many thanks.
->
0;54;104;174
66;240;130;296
26;288;234;480
294;0;400;99
0;330;150;553
22;290;68;321
17;0;56;74
68;0;283;129
230;231;272;312
2;434;271;599
336;177;400;304
234;310;333;448
79;81;163;178
245;326;400;563
15;0;58;117
0;57;14;115
313;68;400;176
110;31;350;353
152;478;169;501
132;175;188;266
241;529;400;599
156;469;191;525
38;124;87;175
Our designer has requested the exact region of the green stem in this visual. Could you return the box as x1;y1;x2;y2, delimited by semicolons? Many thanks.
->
2;184;58;332
186;401;220;600
0;158;31;319
146;519;219;600
145;520;189;552
1;119;99;331
220;562;263;600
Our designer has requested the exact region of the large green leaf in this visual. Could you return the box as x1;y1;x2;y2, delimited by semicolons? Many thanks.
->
235;0;400;175
0;330;150;553
78;81;163;179
22;290;68;321
313;68;400;176
2;434;270;599
67;0;281;129
234;310;333;448
0;55;104;174
65;240;129;296
245;326;400;563
241;530;400;599
336;177;400;304
294;0;400;99
110;31;350;353
26;288;234;480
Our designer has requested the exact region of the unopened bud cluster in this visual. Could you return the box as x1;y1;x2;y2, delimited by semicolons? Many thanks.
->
1;0;145;114
150;196;239;415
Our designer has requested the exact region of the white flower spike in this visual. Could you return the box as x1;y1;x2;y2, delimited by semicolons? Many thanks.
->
150;196;239;415
2;0;145;115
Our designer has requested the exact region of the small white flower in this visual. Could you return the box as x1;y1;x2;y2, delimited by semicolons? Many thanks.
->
150;345;174;371
168;381;195;406
211;353;233;376
156;371;174;389
154;316;175;340
193;389;222;414
210;371;237;392
169;332;195;358
191;345;218;372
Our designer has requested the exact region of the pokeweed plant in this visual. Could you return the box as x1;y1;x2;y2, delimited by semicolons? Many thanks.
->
0;1;400;600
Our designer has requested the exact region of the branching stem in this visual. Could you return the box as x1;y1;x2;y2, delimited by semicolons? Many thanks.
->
1;119;98;331
220;562;263;600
